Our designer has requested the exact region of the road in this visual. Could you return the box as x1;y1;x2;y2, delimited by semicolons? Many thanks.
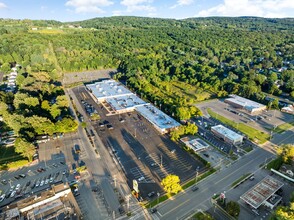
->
152;146;274;220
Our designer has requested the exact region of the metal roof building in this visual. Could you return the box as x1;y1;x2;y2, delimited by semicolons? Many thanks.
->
86;80;132;101
86;80;180;133
240;176;284;209
211;125;243;145
180;136;209;152
225;94;266;113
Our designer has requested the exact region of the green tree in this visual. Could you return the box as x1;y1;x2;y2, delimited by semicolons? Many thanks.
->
170;126;185;141
177;106;191;120
225;201;240;217
56;95;69;108
27;116;55;135
0;101;8;115
270;202;294;220
276;144;294;163
185;123;198;135
24;97;39;107
161;174;182;194
55;117;78;132
14;138;35;161
50;104;61;119
41;100;51;110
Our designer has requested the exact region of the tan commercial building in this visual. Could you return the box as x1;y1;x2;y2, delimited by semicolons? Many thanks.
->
211;125;243;145
225;94;266;114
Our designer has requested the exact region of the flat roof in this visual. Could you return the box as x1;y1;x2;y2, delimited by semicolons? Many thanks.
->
226;94;266;111
106;94;146;111
181;137;209;152
87;80;180;132
211;125;243;142
240;176;284;209
86;80;132;100
136;104;180;131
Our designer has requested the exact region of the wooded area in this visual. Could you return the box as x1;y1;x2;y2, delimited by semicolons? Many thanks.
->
0;16;293;161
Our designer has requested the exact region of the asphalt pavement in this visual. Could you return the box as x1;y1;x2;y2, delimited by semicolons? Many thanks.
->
152;146;274;220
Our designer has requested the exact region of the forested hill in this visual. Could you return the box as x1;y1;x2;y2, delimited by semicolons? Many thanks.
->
71;16;294;31
0;16;293;123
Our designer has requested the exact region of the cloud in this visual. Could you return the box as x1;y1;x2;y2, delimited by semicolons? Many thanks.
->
0;2;7;9
120;0;155;12
170;0;194;9
65;0;113;13
197;0;294;18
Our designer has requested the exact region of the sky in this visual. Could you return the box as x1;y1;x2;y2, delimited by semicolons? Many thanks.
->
0;0;293;22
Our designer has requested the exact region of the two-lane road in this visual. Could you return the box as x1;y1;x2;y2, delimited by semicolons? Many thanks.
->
154;146;274;220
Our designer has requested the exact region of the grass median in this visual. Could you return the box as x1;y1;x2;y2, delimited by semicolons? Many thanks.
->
207;108;269;144
274;121;294;134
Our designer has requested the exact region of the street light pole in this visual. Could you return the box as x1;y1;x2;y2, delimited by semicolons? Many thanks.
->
157;192;160;206
134;128;136;138
195;166;199;184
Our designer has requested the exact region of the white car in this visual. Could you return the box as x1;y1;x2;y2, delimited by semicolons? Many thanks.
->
138;176;145;181
36;180;40;187
0;194;5;202
16;184;21;190
10;186;15;192
45;179;49;184
49;177;54;183
40;180;44;186
10;191;16;198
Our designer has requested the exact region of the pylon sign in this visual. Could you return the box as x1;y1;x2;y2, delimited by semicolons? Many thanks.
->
133;180;139;193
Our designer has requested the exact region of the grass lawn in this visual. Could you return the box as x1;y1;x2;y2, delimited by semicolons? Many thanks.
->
0;146;24;164
274;121;294;134
207;108;269;144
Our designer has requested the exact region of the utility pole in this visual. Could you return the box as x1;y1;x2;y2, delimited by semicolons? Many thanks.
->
157;192;160;206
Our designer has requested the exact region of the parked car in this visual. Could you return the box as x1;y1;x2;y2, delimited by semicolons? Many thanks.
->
0;194;5;202
1;179;8;185
150;208;157;213
148;191;155;197
19;174;26;178
15;184;21;190
10;191;16;198
138;176;145;181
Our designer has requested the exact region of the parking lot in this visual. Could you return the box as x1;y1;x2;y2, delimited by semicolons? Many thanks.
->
73;86;205;199
0;159;69;207
196;99;293;133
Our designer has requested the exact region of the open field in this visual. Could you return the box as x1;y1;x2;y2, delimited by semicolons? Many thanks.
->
207;108;270;144
29;29;65;34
